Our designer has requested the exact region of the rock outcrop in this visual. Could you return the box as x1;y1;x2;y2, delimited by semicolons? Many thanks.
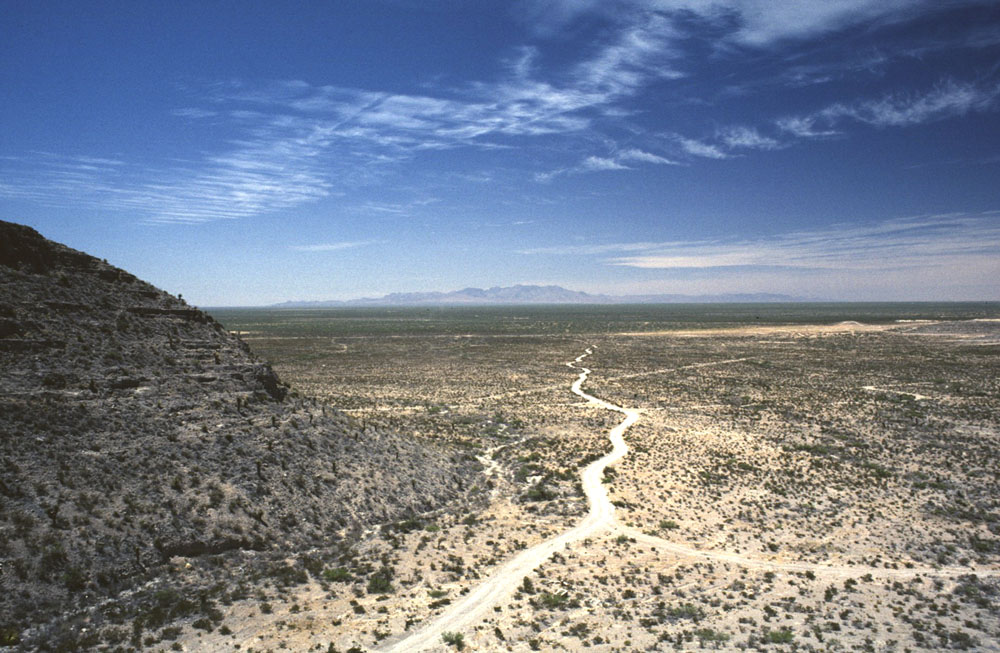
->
0;220;476;647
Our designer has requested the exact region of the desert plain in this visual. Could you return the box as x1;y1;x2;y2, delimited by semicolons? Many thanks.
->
149;303;1000;653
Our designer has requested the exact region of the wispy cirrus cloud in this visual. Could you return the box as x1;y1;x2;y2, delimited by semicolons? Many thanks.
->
521;212;1000;275
172;107;218;119
628;214;1000;272
664;79;999;162
775;115;840;138
823;79;1000;127
0;153;136;207
619;148;678;164
353;198;441;217
523;0;979;49
520;241;669;255
215;15;683;154
535;145;678;180
780;79;1000;137
521;0;999;162
779;52;890;88
6;76;992;224
0;127;339;224
579;146;681;171
673;135;731;159
3;1;996;227
289;241;378;252
582;156;630;171
719;126;780;150
0;15;688;224
708;0;924;47
569;12;683;95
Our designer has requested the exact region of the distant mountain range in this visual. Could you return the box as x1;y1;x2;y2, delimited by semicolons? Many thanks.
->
272;285;811;307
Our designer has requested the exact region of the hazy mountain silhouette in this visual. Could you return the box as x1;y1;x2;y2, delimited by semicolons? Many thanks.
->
272;284;809;307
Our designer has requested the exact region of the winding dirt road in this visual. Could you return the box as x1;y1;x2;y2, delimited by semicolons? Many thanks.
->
379;348;634;652
378;346;997;652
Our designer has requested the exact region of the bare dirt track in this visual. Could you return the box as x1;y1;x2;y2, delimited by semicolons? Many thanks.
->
379;348;638;652
382;340;1000;652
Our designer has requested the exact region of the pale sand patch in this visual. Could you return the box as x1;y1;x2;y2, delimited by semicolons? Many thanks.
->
861;385;932;401
616;321;902;338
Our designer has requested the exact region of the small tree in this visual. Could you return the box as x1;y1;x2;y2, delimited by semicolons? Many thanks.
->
366;566;394;594
442;631;465;650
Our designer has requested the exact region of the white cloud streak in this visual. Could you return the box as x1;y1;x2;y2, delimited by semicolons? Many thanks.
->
719;126;780;150
0;131;338;224
535;145;678;180
289;241;378;252
619;148;678;164
823;79;1000;127
520;241;674;255
522;213;1000;277
674;136;731;159
704;0;923;47
525;0;953;49
613;214;1000;273
780;79;1000;138
582;156;630;171
775;116;840;138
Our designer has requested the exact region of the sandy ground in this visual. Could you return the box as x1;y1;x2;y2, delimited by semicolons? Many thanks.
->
170;320;1000;652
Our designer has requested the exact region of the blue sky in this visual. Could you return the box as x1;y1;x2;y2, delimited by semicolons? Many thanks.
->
2;0;999;305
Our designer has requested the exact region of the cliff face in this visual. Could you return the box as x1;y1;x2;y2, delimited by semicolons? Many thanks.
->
0;221;476;645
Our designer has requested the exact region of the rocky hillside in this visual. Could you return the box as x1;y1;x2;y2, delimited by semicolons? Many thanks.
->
0;221;477;649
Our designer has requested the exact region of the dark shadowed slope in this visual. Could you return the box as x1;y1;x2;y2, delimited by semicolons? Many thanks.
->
0;220;477;649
